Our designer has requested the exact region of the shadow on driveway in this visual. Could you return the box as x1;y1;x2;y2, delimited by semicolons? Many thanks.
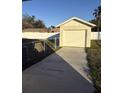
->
23;49;94;93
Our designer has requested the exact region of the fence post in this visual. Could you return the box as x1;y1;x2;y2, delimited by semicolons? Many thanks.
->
44;40;46;51
98;31;100;40
54;37;57;49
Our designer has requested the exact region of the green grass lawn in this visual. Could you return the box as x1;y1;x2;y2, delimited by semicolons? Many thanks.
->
86;40;101;93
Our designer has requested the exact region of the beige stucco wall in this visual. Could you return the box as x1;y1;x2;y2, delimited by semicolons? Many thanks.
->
59;20;92;47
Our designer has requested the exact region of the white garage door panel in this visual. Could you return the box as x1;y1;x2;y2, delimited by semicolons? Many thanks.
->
63;31;85;47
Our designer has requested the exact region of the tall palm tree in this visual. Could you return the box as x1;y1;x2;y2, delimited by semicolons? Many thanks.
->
93;6;101;31
93;6;101;39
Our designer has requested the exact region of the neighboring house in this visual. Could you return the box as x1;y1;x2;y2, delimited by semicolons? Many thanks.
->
56;17;96;47
22;28;49;33
50;27;60;32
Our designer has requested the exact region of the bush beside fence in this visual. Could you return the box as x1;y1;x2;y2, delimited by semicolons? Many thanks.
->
86;40;101;93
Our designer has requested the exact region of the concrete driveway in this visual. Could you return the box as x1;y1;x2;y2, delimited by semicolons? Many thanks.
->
23;47;94;93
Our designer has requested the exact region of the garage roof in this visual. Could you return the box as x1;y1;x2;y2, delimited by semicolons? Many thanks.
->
56;17;96;27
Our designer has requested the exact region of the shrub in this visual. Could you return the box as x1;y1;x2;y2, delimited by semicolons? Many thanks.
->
86;40;101;93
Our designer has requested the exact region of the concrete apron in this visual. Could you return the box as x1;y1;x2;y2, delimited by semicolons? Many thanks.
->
56;47;91;83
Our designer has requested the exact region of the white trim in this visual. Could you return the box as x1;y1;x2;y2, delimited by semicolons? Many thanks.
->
56;17;96;27
22;32;60;40
91;32;101;40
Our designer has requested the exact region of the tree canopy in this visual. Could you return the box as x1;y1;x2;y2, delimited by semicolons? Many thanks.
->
48;25;55;30
90;6;101;32
22;14;46;29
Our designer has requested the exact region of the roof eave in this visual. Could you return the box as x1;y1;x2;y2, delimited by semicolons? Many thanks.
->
56;17;96;27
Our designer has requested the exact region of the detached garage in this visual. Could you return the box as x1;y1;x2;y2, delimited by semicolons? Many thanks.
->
56;17;96;47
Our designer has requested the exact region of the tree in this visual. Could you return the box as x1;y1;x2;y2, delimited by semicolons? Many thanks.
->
90;6;101;32
93;6;101;19
33;20;46;28
22;14;46;29
22;14;34;29
22;14;35;24
93;6;101;32
48;25;55;30
90;19;100;32
22;21;33;29
50;26;55;29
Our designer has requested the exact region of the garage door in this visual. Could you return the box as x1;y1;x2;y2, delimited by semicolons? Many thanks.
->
62;30;86;47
